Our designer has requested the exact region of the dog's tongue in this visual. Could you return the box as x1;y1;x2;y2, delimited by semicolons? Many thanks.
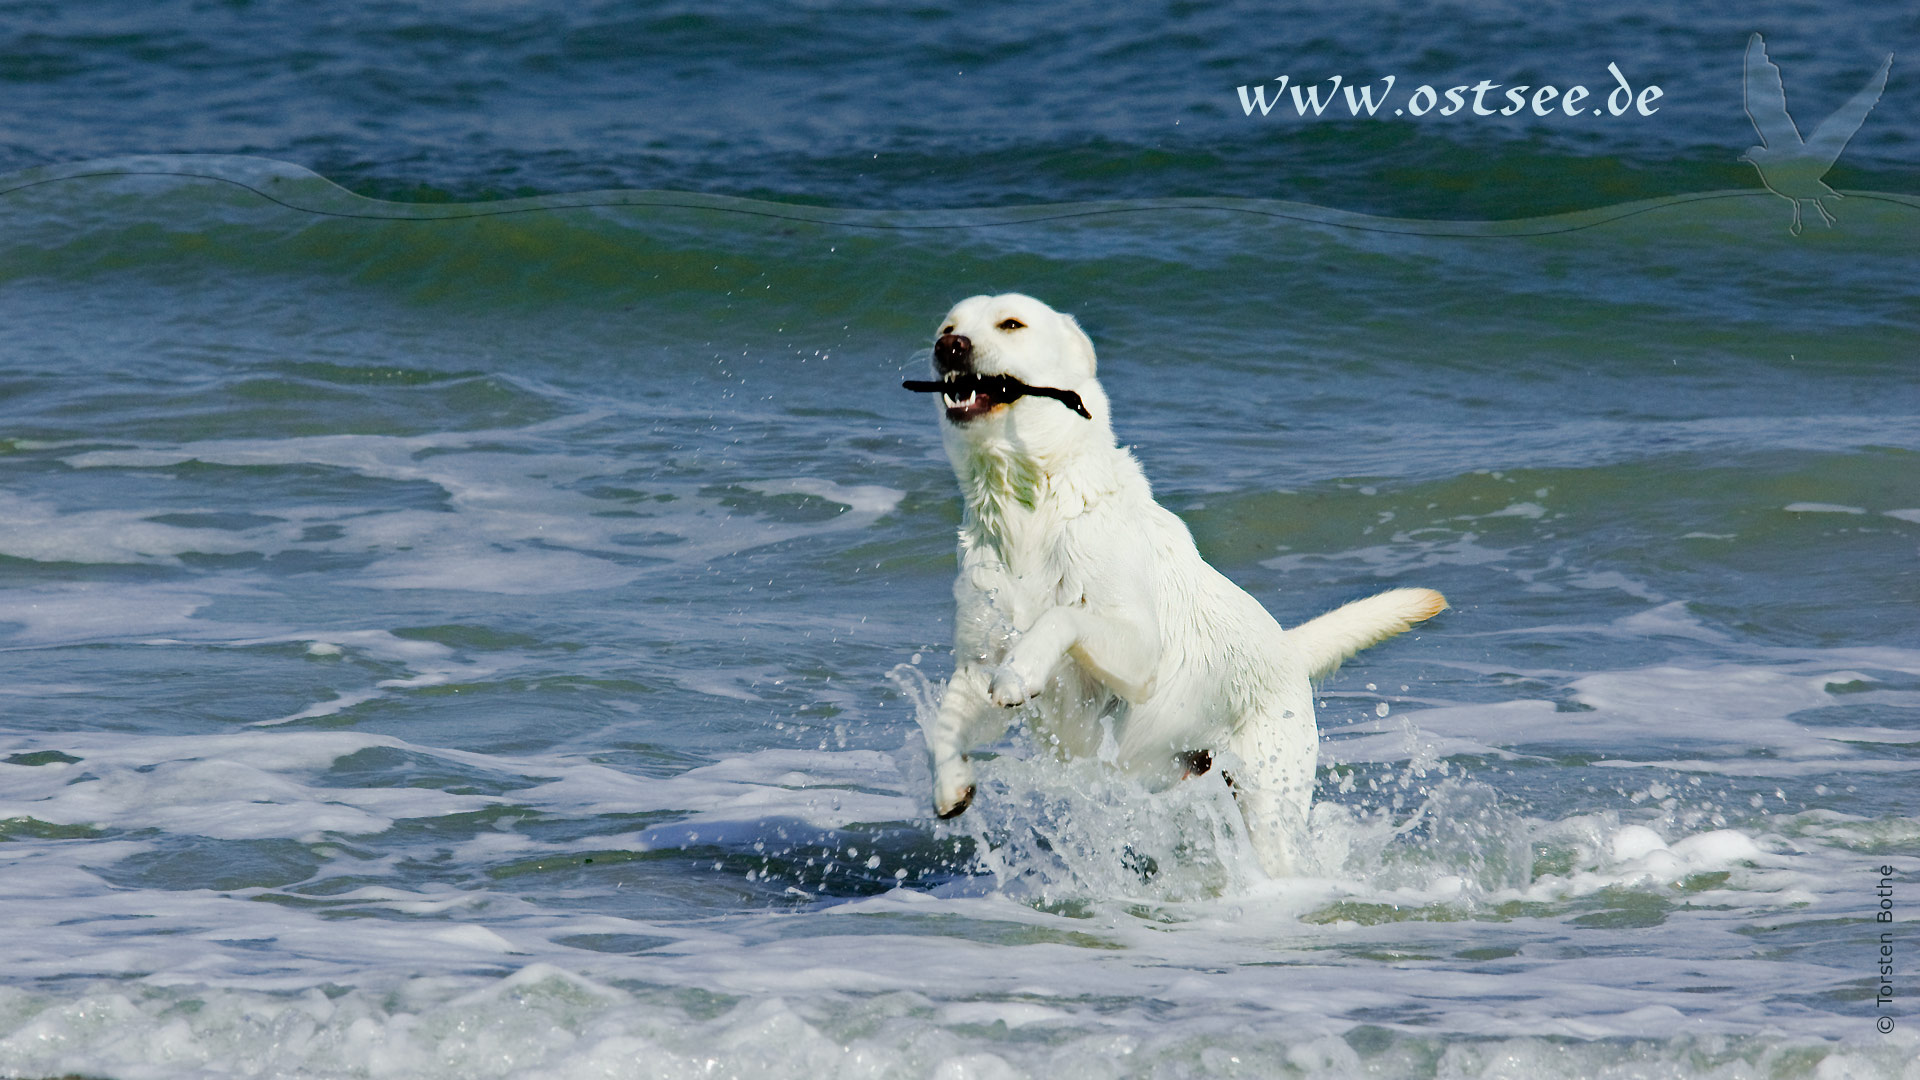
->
901;373;1091;420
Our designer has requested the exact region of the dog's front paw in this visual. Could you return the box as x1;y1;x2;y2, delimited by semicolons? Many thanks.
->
931;756;976;819
988;664;1039;707
935;784;974;819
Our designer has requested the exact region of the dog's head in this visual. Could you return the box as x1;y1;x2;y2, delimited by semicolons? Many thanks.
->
915;293;1111;443
930;293;1096;418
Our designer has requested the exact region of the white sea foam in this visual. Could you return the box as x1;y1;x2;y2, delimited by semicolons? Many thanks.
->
1;690;1911;1078
0;580;279;645
0;731;499;840
1262;529;1513;577
353;546;646;594
1332;670;1920;773
31;430;904;603
740;477;905;515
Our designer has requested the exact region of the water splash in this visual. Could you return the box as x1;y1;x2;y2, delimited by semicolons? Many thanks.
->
889;659;1557;907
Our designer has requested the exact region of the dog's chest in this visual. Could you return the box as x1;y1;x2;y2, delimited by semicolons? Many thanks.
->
969;519;1088;632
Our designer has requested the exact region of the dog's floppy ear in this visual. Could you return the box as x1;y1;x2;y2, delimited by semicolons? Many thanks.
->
1060;312;1097;377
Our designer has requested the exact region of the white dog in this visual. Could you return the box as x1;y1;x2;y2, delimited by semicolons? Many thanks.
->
906;293;1446;876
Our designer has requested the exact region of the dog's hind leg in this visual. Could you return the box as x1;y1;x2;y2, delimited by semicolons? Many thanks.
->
1223;700;1318;877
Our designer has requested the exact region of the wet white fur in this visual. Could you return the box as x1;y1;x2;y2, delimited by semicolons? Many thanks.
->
918;293;1446;876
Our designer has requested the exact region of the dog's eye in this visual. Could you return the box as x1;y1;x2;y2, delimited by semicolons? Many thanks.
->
997;318;1026;331
940;325;954;335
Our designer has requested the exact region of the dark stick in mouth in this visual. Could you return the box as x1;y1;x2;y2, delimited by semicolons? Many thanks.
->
902;372;1092;420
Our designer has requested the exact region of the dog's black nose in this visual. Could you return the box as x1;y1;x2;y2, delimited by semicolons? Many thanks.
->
933;333;972;374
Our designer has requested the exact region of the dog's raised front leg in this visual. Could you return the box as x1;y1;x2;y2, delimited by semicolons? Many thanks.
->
924;663;1011;818
989;604;1161;707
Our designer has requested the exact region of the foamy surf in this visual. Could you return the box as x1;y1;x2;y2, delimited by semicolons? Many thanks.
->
2;150;1916;1076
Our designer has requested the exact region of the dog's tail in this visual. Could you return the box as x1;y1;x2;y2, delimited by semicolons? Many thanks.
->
1287;588;1447;682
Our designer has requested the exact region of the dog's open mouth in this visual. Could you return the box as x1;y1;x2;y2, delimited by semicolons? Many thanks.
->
902;372;1091;423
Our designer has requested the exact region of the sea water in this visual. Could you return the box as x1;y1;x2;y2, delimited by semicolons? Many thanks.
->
1;4;1918;1078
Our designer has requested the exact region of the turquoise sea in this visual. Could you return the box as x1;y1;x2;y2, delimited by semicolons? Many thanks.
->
1;5;1917;1077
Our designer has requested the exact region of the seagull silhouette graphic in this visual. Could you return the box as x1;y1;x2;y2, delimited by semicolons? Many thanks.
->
1740;33;1893;234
